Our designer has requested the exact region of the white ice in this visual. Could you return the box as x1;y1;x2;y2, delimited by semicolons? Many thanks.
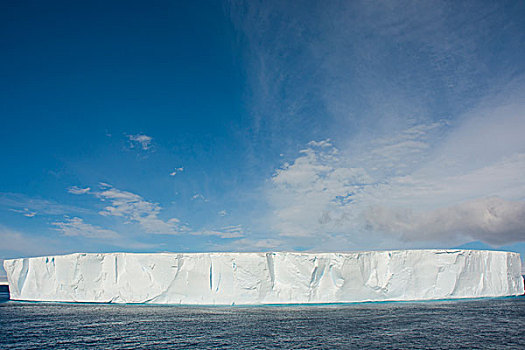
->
4;250;523;305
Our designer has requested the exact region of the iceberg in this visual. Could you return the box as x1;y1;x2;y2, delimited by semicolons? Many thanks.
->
4;250;523;305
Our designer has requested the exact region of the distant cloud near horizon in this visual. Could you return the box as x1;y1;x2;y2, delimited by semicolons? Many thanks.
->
192;225;244;239
365;197;525;246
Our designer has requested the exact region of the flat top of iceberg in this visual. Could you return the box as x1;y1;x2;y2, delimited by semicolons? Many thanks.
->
4;248;520;261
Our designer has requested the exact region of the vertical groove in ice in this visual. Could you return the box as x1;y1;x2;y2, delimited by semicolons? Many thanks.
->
266;253;275;289
17;259;29;295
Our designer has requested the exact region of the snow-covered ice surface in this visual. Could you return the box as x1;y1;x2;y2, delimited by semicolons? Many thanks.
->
4;250;523;305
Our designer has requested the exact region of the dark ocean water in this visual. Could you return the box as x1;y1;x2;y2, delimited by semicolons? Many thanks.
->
1;297;524;349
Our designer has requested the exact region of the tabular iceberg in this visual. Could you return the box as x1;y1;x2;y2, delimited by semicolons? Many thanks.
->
4;250;523;305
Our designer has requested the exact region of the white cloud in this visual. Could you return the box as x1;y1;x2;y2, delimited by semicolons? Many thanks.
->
64;184;244;241
96;184;186;235
68;186;91;195
169;167;184;176
127;134;153;150
267;86;525;247
9;208;37;217
193;225;244;239
52;217;120;239
269;140;373;237
191;193;207;201
308;139;332;148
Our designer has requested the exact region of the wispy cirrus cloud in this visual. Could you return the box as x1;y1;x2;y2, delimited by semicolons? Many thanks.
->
361;120;448;175
227;1;523;147
9;208;37;217
68;186;91;195
0;193;90;216
49;217;158;249
193;225;244;239
64;184;249;241
52;217;120;239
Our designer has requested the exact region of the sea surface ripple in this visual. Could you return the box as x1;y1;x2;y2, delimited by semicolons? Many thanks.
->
1;297;524;349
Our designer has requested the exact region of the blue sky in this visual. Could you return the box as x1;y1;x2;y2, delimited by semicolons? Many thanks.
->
2;0;525;278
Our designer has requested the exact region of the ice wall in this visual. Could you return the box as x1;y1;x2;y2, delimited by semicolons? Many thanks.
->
4;250;523;305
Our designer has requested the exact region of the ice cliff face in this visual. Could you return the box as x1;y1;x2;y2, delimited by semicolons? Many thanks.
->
4;250;523;305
